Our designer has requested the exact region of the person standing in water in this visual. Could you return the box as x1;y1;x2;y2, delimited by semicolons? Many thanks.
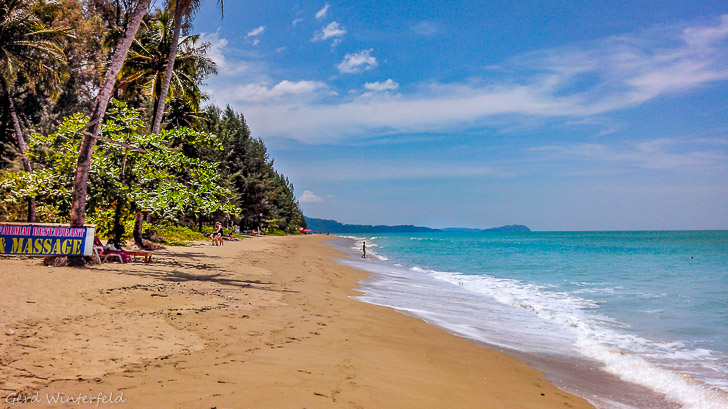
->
362;241;366;258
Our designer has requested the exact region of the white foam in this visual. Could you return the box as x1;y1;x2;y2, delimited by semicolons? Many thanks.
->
332;235;728;409
337;235;364;240
577;340;728;409
340;236;390;262
406;267;728;409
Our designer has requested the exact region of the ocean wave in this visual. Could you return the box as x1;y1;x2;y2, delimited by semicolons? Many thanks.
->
338;236;389;261
577;340;728;409
406;266;728;409
332;233;728;409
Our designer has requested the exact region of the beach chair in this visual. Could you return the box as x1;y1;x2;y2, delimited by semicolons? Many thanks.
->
93;236;129;263
93;246;124;263
124;251;153;263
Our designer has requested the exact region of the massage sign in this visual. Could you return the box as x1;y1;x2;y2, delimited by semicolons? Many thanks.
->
0;223;96;257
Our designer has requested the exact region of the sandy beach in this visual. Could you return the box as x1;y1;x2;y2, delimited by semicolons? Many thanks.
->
1;235;594;409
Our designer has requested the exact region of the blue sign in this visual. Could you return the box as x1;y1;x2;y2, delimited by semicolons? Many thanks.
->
0;223;95;256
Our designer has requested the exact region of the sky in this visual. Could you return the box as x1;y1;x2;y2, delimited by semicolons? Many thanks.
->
189;0;728;231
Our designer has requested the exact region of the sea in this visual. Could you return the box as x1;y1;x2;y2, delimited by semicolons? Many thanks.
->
328;231;728;409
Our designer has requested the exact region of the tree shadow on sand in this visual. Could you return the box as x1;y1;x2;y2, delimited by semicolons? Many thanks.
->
100;248;298;293
110;266;286;291
164;269;272;288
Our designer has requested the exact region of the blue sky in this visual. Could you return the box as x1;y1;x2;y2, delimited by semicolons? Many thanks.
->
190;1;728;231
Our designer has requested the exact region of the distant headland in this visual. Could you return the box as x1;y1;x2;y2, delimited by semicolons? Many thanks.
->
305;217;530;233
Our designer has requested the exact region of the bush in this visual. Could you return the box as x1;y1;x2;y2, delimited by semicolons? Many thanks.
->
147;223;206;246
263;228;286;236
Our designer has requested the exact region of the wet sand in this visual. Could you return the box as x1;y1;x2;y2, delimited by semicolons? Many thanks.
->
1;235;594;408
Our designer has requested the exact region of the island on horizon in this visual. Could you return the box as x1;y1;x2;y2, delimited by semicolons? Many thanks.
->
304;217;531;234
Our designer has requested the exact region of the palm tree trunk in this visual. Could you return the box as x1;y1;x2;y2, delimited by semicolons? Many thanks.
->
111;149;129;248
69;0;152;230
150;0;187;134
133;210;145;248
1;77;35;222
112;198;125;247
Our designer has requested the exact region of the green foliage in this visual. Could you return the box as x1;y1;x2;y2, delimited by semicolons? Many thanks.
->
2;0;138;143
0;100;238;226
146;222;205;246
85;204;135;242
115;7;217;122
1;2;305;238
262;228;286;236
0;0;72;94
86;205;117;239
201;105;306;233
0;0;74;165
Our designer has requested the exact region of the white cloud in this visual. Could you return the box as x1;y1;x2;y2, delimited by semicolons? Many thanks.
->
364;79;399;91
508;15;728;111
337;49;378;74
286;162;517;182
199;31;227;66
206;16;728;144
315;4;330;19
532;138;728;170
299;190;325;203
292;18;304;26
312;21;346;42
246;26;265;46
411;21;441;36
237;86;561;142
230;80;328;103
270;80;326;95
682;15;728;47
247;26;265;37
199;31;248;76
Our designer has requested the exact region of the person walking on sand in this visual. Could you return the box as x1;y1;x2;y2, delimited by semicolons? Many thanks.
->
362;241;366;258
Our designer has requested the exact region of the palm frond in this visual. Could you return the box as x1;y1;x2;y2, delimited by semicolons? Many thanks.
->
0;0;72;97
115;6;218;119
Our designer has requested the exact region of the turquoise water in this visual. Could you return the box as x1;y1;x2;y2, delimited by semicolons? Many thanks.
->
333;231;728;409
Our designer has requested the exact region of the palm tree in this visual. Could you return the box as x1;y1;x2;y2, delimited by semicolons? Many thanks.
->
0;0;72;221
70;0;152;232
115;9;217;123
150;0;223;134
164;96;209;129
111;9;216;247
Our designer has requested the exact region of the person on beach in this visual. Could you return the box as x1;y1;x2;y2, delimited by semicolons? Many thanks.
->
213;222;224;246
362;242;366;258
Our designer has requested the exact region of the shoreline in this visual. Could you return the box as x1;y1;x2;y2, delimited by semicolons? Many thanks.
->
329;235;689;409
1;235;593;408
